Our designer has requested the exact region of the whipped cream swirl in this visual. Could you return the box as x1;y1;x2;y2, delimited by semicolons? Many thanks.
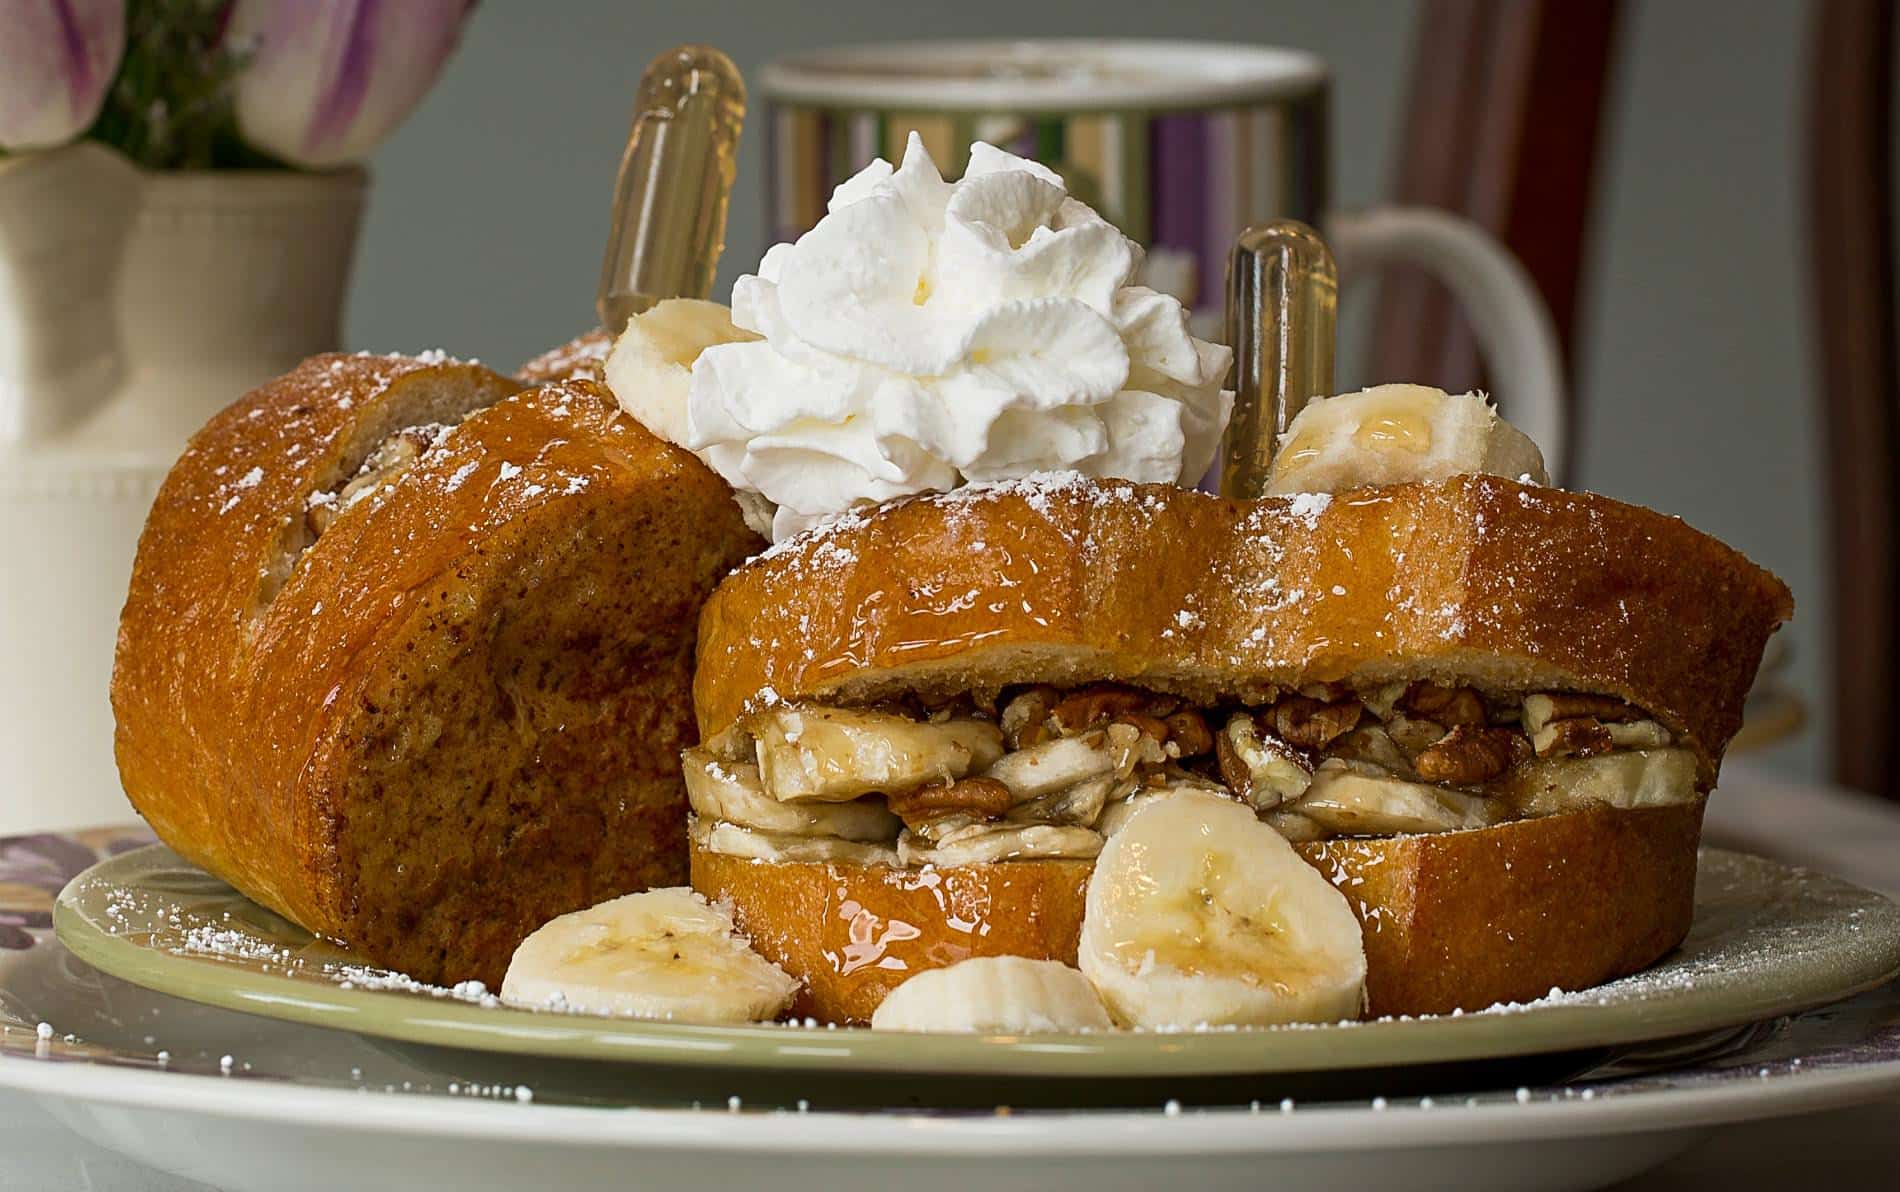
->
687;133;1233;541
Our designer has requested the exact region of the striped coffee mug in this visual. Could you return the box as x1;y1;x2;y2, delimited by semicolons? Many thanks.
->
759;39;1565;471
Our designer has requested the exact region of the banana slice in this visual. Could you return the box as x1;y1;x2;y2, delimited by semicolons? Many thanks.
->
1491;748;1699;818
1265;384;1548;495
1079;790;1366;1027
692;818;902;866
1096;780;1233;837
1010;771;1117;827
1606;720;1673;750
682;747;900;841
870;957;1113;1033
1262;808;1327;842
981;731;1119;798
500;887;798;1022
604;298;759;447
1292;760;1501;836
752;705;1004;802
1096;790;1168;838
898;823;1103;867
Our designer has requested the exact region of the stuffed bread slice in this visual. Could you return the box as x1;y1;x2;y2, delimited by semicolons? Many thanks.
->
687;473;1791;1022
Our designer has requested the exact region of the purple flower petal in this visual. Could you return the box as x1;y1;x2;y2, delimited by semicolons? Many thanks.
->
230;0;473;168
0;0;126;150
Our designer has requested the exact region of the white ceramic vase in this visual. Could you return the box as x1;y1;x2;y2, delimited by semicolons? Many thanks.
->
0;144;366;833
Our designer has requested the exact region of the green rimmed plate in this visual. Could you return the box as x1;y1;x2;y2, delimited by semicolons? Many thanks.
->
53;844;1900;1083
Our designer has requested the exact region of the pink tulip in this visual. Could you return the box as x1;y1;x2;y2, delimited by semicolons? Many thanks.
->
0;0;125;151
229;0;472;168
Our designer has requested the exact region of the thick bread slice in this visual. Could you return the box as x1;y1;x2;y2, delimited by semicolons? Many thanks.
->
696;475;1791;782
114;357;761;986
691;848;1091;1024
1303;799;1704;1016
517;329;613;385
690;801;1704;1023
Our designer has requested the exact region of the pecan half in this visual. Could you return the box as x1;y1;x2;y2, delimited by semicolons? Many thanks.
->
1532;717;1615;759
1384;715;1450;758
1413;725;1534;786
1113;712;1172;743
886;776;1015;829
1523;692;1641;736
1399;682;1488;728
1214;721;1251;794
1270;696;1363;750
1164;709;1214;757
1050;684;1153;733
1216;714;1316;809
1000;686;1060;749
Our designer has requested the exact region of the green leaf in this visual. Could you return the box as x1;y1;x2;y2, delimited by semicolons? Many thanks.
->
87;0;290;171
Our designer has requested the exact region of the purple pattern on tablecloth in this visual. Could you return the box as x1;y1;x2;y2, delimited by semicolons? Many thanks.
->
0;828;153;948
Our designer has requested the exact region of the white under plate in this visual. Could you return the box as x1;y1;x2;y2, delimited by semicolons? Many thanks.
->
4;1025;1900;1192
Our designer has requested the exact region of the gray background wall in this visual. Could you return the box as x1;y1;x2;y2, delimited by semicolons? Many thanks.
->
346;0;1823;782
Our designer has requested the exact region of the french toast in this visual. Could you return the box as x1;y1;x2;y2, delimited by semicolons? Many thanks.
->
113;355;760;985
686;473;1789;1022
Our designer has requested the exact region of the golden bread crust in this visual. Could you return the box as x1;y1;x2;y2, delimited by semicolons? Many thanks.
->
1300;799;1704;1016
696;476;1791;782
516;329;613;385
691;847;1091;1024
690;801;1704;1023
114;357;761;984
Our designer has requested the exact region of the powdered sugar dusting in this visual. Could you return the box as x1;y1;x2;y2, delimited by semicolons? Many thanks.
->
1288;491;1331;526
443;460;480;492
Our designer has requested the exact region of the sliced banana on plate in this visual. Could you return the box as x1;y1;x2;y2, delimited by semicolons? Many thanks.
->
871;957;1114;1033
1265;383;1548;495
751;704;1004;802
604;298;759;446
682;747;900;841
500;887;798;1023
1079;790;1366;1027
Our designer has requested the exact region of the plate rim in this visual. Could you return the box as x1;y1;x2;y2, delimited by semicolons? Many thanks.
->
4;1046;1900;1155
51;844;1900;1080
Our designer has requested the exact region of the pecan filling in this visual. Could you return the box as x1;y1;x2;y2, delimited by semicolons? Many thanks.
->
688;680;1698;867
305;423;451;537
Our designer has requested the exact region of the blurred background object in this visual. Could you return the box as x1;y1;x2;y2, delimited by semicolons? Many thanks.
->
0;0;474;831
1367;0;1621;483
1809;0;1894;800
228;0;471;169
0;0;124;155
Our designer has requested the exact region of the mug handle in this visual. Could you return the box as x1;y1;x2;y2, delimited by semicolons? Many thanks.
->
1325;207;1568;480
